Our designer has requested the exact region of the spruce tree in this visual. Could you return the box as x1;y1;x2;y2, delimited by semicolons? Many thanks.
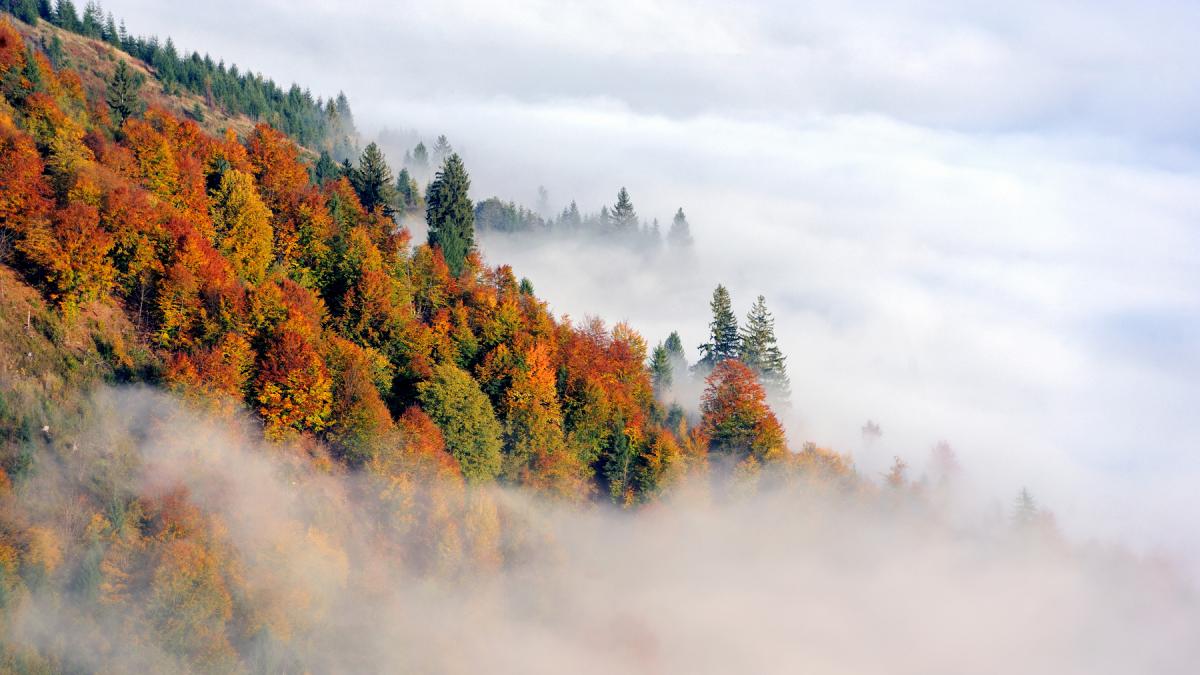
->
425;153;475;276
739;295;790;398
105;60;143;125
312;151;339;185
697;285;739;371
664;331;688;378
349;142;396;217
395;167;418;210
668;207;694;248
611;187;637;233
410;141;429;175
14;0;39;24
650;342;672;394
431;134;452;164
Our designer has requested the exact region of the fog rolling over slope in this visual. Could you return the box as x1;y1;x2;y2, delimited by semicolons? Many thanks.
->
12;389;1200;674
1;0;1199;672
105;0;1200;551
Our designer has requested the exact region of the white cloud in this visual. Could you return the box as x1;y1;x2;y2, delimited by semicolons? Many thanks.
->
96;0;1200;565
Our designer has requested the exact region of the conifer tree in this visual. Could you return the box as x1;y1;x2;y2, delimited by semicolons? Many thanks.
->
650;342;672;394
1013;488;1039;527
349;142;395;217
12;0;39;24
425;153;475;276
431;134;452;164
311;151;339;185
611;186;637;233
664;331;688;379
668;207;694;248
409;141;429;175
739;295;790;399
105;60;143;125
697;285;739;371
395;167;418;210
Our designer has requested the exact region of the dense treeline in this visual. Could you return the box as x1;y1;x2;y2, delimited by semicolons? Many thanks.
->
0;17;1065;671
0;14;836;505
475;188;696;253
0;0;356;154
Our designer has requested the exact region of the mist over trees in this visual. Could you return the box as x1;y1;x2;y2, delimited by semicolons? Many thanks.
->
0;7;1186;673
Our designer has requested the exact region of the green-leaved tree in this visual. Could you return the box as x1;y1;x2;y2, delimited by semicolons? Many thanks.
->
417;362;503;482
425;153;475;276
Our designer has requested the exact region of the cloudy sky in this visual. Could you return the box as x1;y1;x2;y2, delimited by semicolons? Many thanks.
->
101;0;1200;561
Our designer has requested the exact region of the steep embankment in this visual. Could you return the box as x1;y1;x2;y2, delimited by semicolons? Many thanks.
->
12;18;259;143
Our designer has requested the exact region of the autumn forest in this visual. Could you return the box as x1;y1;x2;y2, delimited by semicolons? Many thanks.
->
0;3;1195;674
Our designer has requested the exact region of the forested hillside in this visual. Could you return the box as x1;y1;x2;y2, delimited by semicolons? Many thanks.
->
0;9;1120;673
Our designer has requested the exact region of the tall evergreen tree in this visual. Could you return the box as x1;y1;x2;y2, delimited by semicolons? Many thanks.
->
739;295;790;399
409;141;429;175
611;187;637;233
395;167;418;210
697;285;739;371
312;151;339;185
664;331;688;379
431;134;452;165
668;207;694;248
105;60;143;125
425;153;474;276
650;342;672;395
11;0;39;24
349;142;395;217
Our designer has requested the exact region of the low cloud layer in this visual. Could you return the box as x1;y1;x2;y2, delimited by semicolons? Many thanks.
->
9;388;1200;673
94;0;1200;566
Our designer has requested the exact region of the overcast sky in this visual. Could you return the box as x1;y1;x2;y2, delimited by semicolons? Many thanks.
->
100;0;1200;563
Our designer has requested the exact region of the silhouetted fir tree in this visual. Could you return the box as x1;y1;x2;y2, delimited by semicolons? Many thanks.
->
739;295;790;399
1013;488;1039;527
664;331;688;379
611;186;637;233
349;142;395;217
668;207;694;248
431;134;452;165
105;60;143;125
409;141;429;175
697;285;739;371
426;153;475;276
561;200;581;229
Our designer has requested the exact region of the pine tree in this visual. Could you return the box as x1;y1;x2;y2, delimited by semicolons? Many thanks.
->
312;151;339;185
664;331;688;379
611;187;637;233
697;285;739;371
349;142;395;217
650;342;672;394
1013;488;1039;527
668;207;694;248
739;295;790;399
13;0;39;24
105;60;143;125
395;167;418;210
431;134;452;164
409;141;429;175
425;153;474;276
